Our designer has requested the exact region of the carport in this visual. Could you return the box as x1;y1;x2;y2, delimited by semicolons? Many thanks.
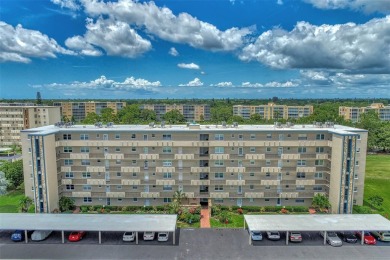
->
0;213;177;245
244;214;390;245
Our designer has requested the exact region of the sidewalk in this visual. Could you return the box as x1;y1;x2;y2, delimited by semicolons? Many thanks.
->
200;207;211;228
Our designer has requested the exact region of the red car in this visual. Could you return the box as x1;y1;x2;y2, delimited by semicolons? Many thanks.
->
355;231;376;245
68;231;86;242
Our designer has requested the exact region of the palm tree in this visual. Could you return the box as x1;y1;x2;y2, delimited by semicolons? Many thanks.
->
18;196;33;213
173;190;188;206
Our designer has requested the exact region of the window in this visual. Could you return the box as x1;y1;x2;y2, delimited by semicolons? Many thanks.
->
265;185;270;190
215;147;224;154
80;147;90;153
266;134;272;139
313;186;322;191
115;147;121;152
214;134;224;140
163;134;172;140
152;134;155;138
250;147;256;153
357;135;361;140
133;198;138;202
163;160;172;167
81;160;90;166
82;172;91;178
315;160;324;166
314;172;323;179
163;198;172;203
163;185;173;191
250;185;254;190
295;199;304;203
83;185;92;191
356;147;360;153
249;172;254;177
80;134;89;140
266;160;271;166
297;172;306;179
316;147;324;153
132;172;137;177
83;197;92;203
66;184;74;190
354;173;358;179
63;146;72;153
116;159;121;165
298;147;306;153
353;186;358;192
65;172;74;178
355;161;359;166
298;134;307;140
117;185;122;189
63;134;71;140
132;160;137;165
131;134;136;139
117;198;122;202
163;172;172;179
64;159;73;166
316;134;325;140
116;172;121;177
214;160;224;166
250;134;256;139
238;134;243;139
215;185;223;191
215;172;224;179
115;134;120;139
297;160;306;166
132;185;137;190
214;198;224;203
131;147;137;152
162;147;172;153
296;185;305;191
265;172;270;177
250;160;255;165
266;147;272;152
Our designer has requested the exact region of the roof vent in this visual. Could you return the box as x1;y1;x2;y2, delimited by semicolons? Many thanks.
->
94;122;103;128
233;122;238;128
222;121;227;128
161;121;166;128
149;122;155;128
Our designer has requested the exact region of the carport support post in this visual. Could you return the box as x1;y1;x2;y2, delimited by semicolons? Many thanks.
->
361;231;364;245
249;231;252;245
136;232;138;245
24;230;28;244
323;231;327;245
286;231;289;245
62;231;64;244
99;231;101;244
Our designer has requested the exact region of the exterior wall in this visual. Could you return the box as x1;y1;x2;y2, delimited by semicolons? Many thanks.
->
140;104;211;121
233;104;314;120
339;103;390;122
353;132;368;206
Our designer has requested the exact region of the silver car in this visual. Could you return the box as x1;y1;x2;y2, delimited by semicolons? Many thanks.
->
266;231;281;241
320;231;343;247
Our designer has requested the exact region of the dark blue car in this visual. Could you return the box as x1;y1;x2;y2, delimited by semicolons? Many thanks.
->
11;230;25;242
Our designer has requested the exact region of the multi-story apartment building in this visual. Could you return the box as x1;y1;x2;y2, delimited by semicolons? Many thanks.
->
233;103;314;120
339;103;390;122
21;122;367;214
0;104;60;146
140;104;210;121
53;101;126;122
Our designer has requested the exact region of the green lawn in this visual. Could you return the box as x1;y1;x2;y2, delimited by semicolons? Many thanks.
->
0;190;24;213
364;155;390;217
210;214;244;228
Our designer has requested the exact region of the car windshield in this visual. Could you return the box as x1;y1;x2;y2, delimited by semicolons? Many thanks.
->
124;232;133;236
328;232;337;237
253;232;261;236
270;232;279;235
159;234;167;237
365;232;372;236
70;232;78;236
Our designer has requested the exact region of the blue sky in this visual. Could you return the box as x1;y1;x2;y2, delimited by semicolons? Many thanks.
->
0;0;389;99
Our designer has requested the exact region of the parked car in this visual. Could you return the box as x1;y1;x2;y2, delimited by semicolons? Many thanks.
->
289;232;302;242
371;231;390;242
68;231;86;242
143;232;155;241
11;230;31;242
338;232;357;243
251;231;263;241
266;231;281;241
355;231;376;245
320;231;343;247
123;231;135;242
31;230;52;241
158;232;169;242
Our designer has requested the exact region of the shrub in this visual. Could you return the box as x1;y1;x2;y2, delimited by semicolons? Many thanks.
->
237;208;243;215
241;206;261;212
353;205;373;214
211;205;222;216
80;206;88;213
186;214;200;224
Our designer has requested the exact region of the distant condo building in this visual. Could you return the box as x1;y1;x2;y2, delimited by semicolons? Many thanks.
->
0;103;60;146
53;101;126;122
339;103;390;122
233;103;314;120
22;122;366;214
140;104;211;121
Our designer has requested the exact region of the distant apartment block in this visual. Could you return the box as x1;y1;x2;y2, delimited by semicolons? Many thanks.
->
22;122;366;214
53;101;126;122
339;103;390;122
0;103;60;146
233;103;314;120
140;104;211;121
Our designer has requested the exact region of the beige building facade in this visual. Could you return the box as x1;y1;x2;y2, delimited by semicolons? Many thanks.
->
233;103;314;120
140;104;210;121
21;123;367;214
53;101;126;122
339;103;390;122
0;104;60;146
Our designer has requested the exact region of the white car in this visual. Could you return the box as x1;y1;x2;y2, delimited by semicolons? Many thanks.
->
320;231;343;247
158;232;169;242
143;232;155;241
123;232;135;242
251;231;263;241
266;231;281;241
31;230;52;241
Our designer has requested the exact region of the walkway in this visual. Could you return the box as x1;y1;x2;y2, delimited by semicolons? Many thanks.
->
200;207;210;228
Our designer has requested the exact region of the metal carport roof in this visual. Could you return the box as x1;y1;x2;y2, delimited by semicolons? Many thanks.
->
244;214;390;232
0;213;177;232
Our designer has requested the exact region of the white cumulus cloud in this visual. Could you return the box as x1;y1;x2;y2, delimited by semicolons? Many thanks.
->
212;82;234;87
179;78;204;87
169;47;179;57
240;16;390;72
0;21;74;63
51;0;81;11
178;63;200;70
65;18;152;57
303;0;390;14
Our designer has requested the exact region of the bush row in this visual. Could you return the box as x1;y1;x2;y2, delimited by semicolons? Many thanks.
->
211;205;309;215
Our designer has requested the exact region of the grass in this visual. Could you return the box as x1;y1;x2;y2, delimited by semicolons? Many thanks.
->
0;190;24;213
363;154;390;217
210;214;244;228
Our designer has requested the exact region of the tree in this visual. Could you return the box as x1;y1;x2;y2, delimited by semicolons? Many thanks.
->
118;104;141;124
210;106;232;122
311;194;331;210
163;109;185;124
100;108;118;124
368;195;384;209
36;92;42;105
0;160;24;189
356;110;382;150
18;196;33;213
82;112;100;124
59;196;75;212
140;109;157;122
0;171;8;195
377;123;390;152
169;190;188;214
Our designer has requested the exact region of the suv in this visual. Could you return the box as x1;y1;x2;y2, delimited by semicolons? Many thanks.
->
320;231;343;247
289;232;302;242
371;231;390;242
251;231;263;241
158;232;169;242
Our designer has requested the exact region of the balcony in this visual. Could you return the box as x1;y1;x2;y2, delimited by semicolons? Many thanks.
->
200;173;209;180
